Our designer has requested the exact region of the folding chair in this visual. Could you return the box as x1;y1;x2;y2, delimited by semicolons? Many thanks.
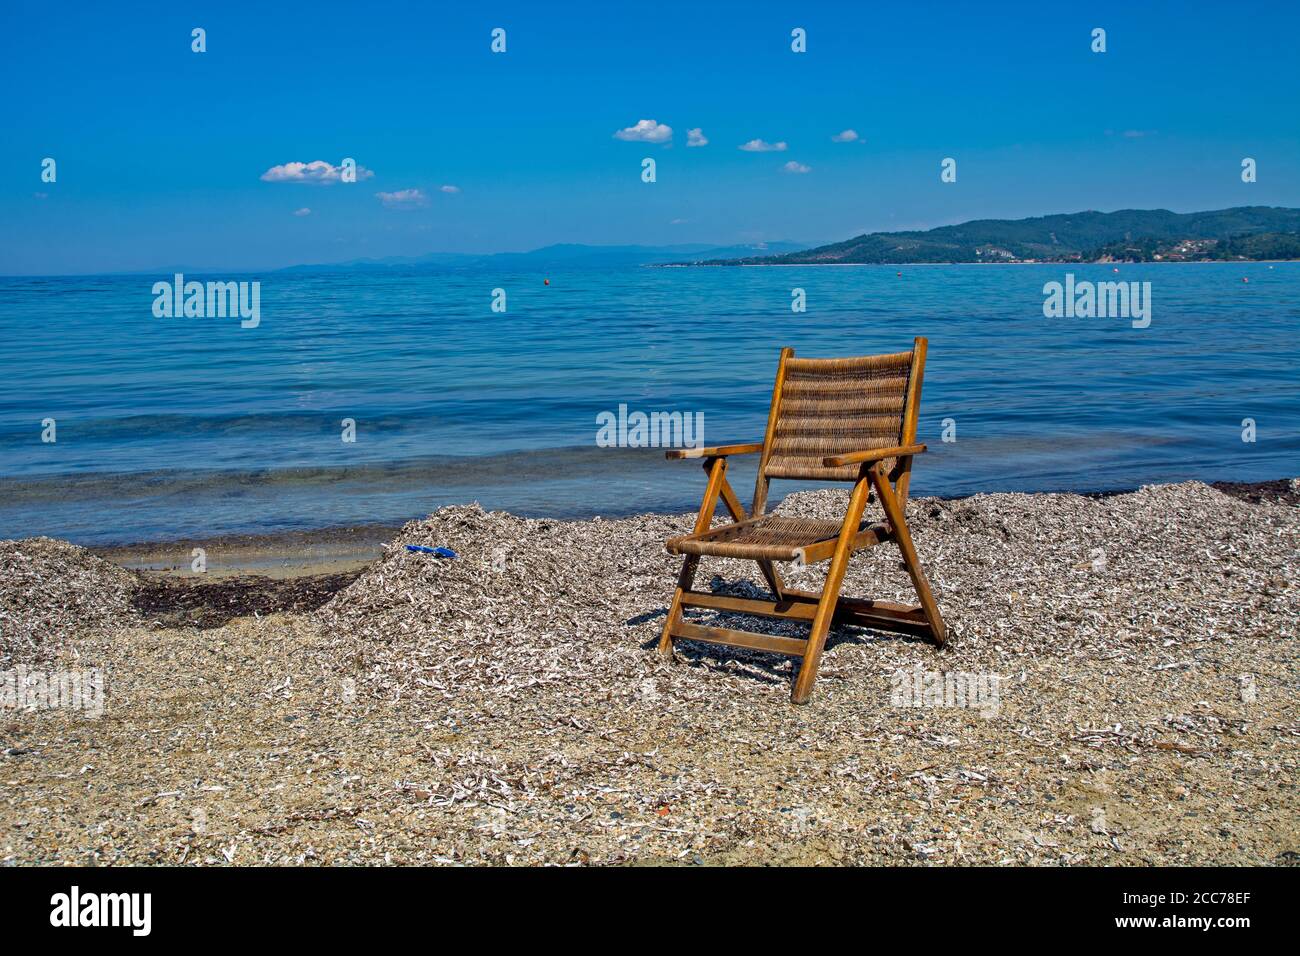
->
658;337;946;704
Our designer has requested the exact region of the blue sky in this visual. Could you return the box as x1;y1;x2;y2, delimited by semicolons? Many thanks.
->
2;0;1297;274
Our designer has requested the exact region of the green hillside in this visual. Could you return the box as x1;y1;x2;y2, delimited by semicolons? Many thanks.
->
694;207;1300;265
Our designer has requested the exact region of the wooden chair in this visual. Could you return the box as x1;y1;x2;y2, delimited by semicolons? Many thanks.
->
659;337;946;704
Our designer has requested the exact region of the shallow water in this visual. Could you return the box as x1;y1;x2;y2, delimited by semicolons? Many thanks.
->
1;262;1296;543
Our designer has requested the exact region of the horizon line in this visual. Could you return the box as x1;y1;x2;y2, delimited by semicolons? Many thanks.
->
3;202;1296;278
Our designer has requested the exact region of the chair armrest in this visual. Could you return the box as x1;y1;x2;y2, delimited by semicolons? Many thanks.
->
822;444;926;467
665;442;764;460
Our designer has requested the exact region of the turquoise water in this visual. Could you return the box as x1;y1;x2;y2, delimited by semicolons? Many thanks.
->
1;262;1296;544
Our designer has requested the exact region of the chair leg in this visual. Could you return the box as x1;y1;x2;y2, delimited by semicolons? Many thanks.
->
658;555;699;659
869;464;947;646
791;476;872;704
660;457;729;660
756;560;785;600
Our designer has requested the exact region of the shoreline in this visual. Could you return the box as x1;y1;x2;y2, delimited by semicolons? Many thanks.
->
83;476;1299;579
74;476;1297;631
91;522;403;579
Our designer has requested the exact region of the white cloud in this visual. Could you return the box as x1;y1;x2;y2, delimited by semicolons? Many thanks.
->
739;138;787;152
781;161;811;174
293;207;312;216
613;119;672;143
686;128;708;147
831;129;860;143
439;184;461;194
376;188;429;208
260;160;374;184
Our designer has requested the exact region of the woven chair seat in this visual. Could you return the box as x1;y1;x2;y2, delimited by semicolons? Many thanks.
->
667;514;866;563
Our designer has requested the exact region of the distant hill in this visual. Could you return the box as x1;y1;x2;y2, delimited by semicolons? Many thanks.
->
281;241;817;273
685;207;1300;265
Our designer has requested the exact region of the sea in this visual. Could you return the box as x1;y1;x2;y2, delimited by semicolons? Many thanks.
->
1;262;1296;544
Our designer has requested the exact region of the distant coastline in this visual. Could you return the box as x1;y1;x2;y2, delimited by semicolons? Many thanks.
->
660;259;1299;267
675;206;1300;267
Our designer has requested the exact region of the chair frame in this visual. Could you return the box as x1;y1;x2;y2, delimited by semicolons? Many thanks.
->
658;337;947;704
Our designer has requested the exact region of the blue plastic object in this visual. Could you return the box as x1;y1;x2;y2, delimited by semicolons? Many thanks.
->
405;545;458;558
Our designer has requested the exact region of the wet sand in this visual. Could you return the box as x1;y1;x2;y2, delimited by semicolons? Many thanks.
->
91;524;401;579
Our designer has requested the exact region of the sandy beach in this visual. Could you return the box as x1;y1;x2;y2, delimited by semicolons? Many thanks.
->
1;479;1296;866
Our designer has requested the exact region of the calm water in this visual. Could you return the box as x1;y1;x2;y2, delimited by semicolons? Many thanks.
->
1;263;1297;544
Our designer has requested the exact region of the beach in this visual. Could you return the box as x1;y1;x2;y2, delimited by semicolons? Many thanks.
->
2;478;1295;866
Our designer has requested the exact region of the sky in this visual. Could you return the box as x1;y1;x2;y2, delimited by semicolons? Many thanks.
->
2;0;1298;274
